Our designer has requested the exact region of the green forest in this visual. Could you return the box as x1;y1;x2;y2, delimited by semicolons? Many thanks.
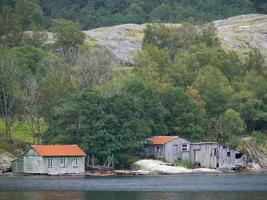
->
0;0;266;167
1;0;267;29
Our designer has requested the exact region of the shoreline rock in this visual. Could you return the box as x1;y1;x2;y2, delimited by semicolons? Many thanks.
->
0;151;16;172
131;159;221;174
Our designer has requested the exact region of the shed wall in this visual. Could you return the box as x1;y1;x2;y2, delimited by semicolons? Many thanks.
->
189;143;218;168
218;145;246;168
42;156;85;174
11;158;24;173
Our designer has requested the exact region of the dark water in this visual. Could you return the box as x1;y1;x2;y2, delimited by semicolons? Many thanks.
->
0;174;267;200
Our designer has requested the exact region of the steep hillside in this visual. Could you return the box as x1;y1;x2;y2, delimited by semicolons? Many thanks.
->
240;137;267;168
85;14;267;66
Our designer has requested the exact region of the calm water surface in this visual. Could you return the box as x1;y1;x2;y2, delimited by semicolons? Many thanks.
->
0;174;267;200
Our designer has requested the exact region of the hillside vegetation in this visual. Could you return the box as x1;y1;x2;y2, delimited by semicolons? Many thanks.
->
0;119;32;144
0;1;266;169
35;1;267;29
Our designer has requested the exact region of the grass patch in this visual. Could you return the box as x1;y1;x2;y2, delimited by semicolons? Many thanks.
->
252;131;267;149
174;159;194;169
126;155;141;165
0;119;32;144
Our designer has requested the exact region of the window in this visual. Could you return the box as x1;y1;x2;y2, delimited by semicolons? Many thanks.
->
73;158;78;167
227;152;231;157
156;146;160;152
60;158;66;168
48;158;53;168
211;148;217;156
235;153;243;159
182;144;189;152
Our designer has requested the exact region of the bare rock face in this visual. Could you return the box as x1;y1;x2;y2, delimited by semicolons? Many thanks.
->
214;14;267;65
85;14;267;66
0;151;16;172
84;24;146;66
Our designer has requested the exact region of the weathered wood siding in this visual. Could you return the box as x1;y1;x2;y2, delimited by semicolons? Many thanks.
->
11;157;24;173
42;156;85;174
189;143;218;168
218;145;246;168
164;137;190;162
149;137;190;162
24;148;43;173
150;144;164;159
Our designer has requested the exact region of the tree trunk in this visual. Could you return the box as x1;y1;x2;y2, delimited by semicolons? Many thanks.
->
4;115;12;140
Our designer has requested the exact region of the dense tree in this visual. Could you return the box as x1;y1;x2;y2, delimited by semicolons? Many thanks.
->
52;19;85;50
10;45;51;74
253;0;267;13
39;0;263;29
231;71;267;132
0;48;25;140
193;66;233;116
38;66;75;119
14;0;44;31
24;78;45;144
143;23;199;60
43;79;167;167
135;44;172;88
213;109;245;142
0;3;22;46
160;87;207;140
72;47;115;89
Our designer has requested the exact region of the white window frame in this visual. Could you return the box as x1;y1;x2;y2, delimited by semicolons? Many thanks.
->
181;144;189;152
73;158;78;167
60;158;66;168
48;158;53;168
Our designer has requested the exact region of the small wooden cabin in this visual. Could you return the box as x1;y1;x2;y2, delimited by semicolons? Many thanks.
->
12;145;86;175
146;136;190;162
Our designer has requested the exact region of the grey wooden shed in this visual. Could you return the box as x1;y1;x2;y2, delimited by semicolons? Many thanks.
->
146;136;246;169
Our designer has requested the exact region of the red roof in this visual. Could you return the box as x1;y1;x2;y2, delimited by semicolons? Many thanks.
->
31;145;86;157
150;136;177;145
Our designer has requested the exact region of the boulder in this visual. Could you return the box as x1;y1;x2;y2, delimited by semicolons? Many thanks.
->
132;159;220;174
0;151;16;172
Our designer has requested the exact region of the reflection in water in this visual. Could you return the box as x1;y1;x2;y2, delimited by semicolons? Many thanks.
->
0;191;267;200
1;174;267;191
0;174;267;199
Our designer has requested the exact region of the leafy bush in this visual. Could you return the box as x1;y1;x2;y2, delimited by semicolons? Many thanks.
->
174;159;194;169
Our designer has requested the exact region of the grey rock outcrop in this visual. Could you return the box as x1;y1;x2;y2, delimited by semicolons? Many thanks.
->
85;14;267;66
0;151;16;172
214;14;267;65
85;24;146;65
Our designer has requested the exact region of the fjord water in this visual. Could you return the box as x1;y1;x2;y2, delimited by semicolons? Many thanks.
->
0;174;267;200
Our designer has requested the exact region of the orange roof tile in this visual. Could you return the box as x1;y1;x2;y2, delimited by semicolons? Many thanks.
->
150;136;177;145
31;145;86;157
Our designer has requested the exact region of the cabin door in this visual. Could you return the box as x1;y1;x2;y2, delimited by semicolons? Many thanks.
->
194;149;201;165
